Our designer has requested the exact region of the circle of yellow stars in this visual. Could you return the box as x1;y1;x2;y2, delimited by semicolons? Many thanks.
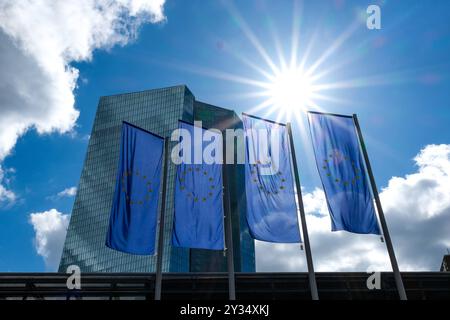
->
178;166;216;203
322;151;361;186
250;161;287;195
121;170;153;205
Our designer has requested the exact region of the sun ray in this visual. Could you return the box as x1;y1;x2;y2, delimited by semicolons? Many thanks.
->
292;110;312;153
306;4;423;85
262;103;281;121
245;98;277;117
298;28;318;72
305;100;327;114
308;35;375;83
266;12;288;71
310;93;357;106
169;61;271;89
221;90;272;101
225;47;275;81
313;71;414;91
222;0;280;74
289;0;303;68
305;20;360;77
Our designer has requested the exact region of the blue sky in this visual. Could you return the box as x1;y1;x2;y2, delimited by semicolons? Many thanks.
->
1;0;450;272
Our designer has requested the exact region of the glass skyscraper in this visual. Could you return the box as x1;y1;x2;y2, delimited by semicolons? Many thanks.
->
59;85;255;273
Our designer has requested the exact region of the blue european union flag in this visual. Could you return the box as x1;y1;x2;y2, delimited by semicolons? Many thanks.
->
243;114;301;243
307;112;381;235
172;121;225;250
106;122;164;255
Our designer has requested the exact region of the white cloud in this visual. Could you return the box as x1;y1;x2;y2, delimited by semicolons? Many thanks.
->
29;209;70;270
379;144;450;270
57;187;77;198
256;144;450;272
302;187;328;217
0;165;15;203
0;0;166;197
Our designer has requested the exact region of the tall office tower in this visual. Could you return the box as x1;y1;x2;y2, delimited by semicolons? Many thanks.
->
59;85;255;272
441;253;450;272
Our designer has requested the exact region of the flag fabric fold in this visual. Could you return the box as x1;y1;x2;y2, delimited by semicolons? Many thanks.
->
106;122;164;255
307;112;381;235
172;121;225;250
243;114;301;243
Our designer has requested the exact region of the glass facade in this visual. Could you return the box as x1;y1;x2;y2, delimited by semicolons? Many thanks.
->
59;85;255;273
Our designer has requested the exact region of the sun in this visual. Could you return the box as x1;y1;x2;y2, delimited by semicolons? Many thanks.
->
267;67;315;112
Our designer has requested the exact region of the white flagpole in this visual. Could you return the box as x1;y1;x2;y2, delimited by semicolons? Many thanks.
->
154;137;169;300
352;114;407;300
222;131;236;300
287;122;319;300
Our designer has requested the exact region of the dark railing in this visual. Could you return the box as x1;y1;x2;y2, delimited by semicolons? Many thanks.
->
0;272;449;300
